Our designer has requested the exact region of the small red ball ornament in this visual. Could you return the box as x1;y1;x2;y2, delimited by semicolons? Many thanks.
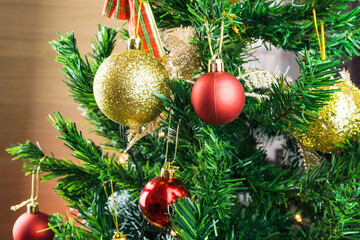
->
191;58;245;125
13;203;54;240
139;163;189;228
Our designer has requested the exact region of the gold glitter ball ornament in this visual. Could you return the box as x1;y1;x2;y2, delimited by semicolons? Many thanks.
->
94;50;170;127
295;71;360;153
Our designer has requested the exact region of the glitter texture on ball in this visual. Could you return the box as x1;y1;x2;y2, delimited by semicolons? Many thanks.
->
295;75;360;153
94;50;170;127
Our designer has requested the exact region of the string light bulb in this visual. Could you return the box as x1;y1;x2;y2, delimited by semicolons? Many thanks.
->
119;153;130;165
295;214;303;223
158;131;166;138
170;230;178;236
295;213;309;236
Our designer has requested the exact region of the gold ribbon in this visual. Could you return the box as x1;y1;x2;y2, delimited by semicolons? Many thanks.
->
312;8;326;60
163;114;181;165
102;179;125;239
161;114;181;179
11;156;45;211
204;12;226;58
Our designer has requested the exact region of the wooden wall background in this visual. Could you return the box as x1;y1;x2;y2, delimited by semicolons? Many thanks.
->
0;0;358;239
0;0;125;239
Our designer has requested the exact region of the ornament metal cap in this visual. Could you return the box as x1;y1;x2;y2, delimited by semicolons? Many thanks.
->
161;162;179;179
112;231;127;240
27;202;39;214
127;37;143;50
208;57;224;72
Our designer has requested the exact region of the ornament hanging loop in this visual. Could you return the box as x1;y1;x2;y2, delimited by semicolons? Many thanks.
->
312;7;326;60
161;162;179;179
164;117;181;165
102;179;121;236
112;231;127;240
27;202;39;214
11;156;45;213
162;115;181;179
208;56;224;72
204;12;226;72
171;118;181;164
127;37;143;50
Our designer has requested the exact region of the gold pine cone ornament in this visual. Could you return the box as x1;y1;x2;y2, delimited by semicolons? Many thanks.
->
94;40;170;127
163;26;199;80
295;69;360;153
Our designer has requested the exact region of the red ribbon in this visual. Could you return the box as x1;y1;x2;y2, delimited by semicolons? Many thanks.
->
102;0;165;62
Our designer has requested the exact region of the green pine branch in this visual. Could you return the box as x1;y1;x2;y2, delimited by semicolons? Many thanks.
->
153;0;360;61
50;25;123;148
245;51;342;134
49;214;92;240
170;197;214;240
89;25;118;70
6;0;360;239
291;139;360;239
221;206;295;240
6;112;141;203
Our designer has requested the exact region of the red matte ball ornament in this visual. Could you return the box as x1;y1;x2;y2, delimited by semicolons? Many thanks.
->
13;203;55;240
191;58;245;125
139;163;190;228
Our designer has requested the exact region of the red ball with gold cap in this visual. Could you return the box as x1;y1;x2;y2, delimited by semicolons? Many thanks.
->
139;163;190;228
12;202;54;240
191;57;245;125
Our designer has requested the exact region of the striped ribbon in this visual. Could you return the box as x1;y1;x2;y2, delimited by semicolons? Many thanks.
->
102;0;166;62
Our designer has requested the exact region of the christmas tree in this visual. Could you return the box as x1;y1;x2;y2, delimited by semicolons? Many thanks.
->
7;0;360;239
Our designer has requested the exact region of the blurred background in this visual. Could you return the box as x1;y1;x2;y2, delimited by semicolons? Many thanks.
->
0;0;358;239
0;1;124;239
